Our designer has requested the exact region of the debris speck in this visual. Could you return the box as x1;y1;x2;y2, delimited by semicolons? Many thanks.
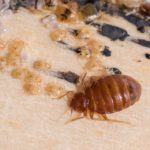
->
145;53;150;59
101;46;111;57
70;29;80;36
101;24;129;41
91;22;101;29
123;14;146;33
69;47;81;53
133;39;150;48
108;67;122;74
55;71;79;84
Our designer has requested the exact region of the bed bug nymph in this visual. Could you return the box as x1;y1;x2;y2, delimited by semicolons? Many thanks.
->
68;74;141;122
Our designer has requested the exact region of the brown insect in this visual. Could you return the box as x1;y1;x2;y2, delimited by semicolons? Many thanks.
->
68;74;141;121
140;3;150;16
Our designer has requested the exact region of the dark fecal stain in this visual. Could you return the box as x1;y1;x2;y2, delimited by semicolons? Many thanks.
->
85;19;94;24
101;46;111;57
9;0;38;11
57;41;81;54
70;29;80;36
100;24;129;41
109;67;122;75
56;71;79;84
132;39;150;48
57;41;68;46
145;53;150;59
69;47;81;53
60;8;72;20
122;14;146;33
91;22;101;29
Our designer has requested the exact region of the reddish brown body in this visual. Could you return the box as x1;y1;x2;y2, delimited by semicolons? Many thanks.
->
70;75;141;118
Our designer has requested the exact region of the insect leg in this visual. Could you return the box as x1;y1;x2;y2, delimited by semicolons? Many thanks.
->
80;72;87;87
65;113;84;124
89;111;94;119
99;114;131;125
101;114;108;120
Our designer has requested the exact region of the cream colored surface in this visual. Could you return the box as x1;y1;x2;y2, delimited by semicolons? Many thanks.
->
0;9;150;150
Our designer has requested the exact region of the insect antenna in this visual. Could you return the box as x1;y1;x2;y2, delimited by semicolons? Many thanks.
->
51;91;73;100
80;72;87;86
101;114;108;120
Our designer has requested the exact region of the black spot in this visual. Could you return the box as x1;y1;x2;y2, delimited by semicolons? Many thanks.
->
69;47;81;53
145;53;150;59
100;24;129;41
70;29;80;36
65;8;72;15
60;8;72;20
98;2;110;12
57;41;68;45
57;41;81;54
84;20;94;24
91;22;101;29
9;0;38;11
133;39;150;48
122;14;146;33
109;67;122;75
101;46;111;57
56;71;79;84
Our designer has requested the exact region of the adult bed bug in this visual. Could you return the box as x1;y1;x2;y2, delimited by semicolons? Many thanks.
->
68;74;141;121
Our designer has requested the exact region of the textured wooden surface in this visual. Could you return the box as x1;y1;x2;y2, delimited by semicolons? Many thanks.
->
0;9;149;150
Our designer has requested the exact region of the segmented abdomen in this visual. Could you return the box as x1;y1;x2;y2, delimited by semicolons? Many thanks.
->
84;75;139;114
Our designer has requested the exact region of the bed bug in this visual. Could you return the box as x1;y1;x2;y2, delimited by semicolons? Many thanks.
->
68;74;141;121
